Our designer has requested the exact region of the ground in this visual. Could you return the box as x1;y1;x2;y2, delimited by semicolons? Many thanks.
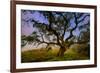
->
21;44;90;63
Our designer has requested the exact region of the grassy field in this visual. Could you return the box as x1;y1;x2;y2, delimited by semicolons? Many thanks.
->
21;45;90;63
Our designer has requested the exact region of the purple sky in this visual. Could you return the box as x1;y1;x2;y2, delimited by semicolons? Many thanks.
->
21;10;90;38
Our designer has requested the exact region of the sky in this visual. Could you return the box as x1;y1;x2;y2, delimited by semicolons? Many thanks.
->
21;10;90;50
21;10;49;36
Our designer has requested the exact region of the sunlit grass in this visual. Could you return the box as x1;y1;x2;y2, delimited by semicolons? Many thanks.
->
21;47;90;63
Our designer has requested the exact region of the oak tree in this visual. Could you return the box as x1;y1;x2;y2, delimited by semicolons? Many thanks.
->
21;10;90;56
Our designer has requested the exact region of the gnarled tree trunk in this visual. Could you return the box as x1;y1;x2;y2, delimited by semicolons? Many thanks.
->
57;46;66;57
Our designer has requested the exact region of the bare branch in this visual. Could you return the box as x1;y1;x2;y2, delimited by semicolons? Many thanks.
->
65;13;78;41
39;32;44;42
36;39;58;45
61;14;69;40
78;15;90;24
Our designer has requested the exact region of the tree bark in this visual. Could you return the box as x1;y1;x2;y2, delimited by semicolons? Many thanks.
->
57;46;66;57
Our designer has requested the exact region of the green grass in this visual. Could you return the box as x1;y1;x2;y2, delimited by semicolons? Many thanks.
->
21;47;90;63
